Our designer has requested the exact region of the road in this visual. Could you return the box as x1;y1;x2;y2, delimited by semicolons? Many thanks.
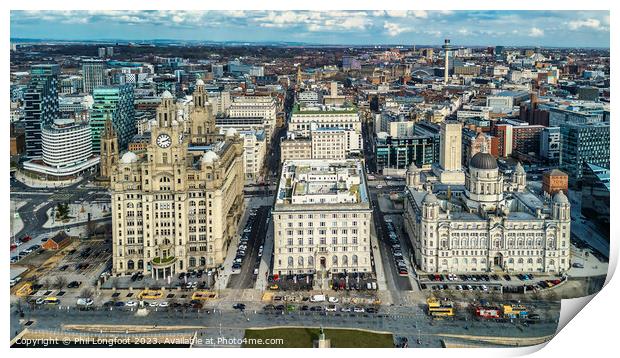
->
10;301;561;348
227;206;270;289
371;191;412;293
11;173;111;240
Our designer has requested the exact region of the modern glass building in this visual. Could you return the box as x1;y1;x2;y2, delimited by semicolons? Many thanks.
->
23;64;60;158
375;135;437;172
581;163;610;238
90;84;135;153
549;106;610;181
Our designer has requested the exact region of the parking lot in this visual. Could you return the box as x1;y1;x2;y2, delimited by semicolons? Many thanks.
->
418;273;567;295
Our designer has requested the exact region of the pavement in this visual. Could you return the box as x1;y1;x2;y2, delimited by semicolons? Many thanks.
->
9;297;562;348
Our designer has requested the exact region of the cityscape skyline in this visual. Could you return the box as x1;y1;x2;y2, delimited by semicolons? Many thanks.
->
11;10;610;48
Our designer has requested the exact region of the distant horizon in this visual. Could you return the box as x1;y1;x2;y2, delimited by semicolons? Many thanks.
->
10;10;610;48
9;37;611;50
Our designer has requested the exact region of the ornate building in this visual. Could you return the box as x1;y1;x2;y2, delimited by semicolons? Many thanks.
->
99;113;118;183
110;84;244;279
404;151;571;274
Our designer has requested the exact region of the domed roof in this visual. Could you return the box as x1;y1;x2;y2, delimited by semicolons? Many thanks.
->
196;78;205;86
162;90;173;99
515;162;526;174
225;128;237;137
407;162;419;173
553;190;570;204
201;150;219;164
422;192;439;204
470;152;498;170
120;151;138;164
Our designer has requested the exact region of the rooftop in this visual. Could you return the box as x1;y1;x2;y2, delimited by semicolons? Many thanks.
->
275;159;369;210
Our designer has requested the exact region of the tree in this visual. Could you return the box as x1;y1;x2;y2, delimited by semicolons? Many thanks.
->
80;288;94;299
53;276;67;290
56;202;70;220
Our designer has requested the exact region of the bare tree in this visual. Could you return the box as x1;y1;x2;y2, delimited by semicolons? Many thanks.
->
54;276;67;290
80;288;94;299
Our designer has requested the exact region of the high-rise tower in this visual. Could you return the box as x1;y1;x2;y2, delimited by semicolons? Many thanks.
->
442;39;452;84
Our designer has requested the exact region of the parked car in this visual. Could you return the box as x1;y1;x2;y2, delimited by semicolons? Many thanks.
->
233;303;246;310
77;298;94;306
67;281;82;288
326;304;337;312
353;306;365;313
126;301;138;307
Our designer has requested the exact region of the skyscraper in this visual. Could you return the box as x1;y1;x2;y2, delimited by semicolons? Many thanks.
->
23;64;60;158
82;59;105;94
442;39;452;84
90;84;135;153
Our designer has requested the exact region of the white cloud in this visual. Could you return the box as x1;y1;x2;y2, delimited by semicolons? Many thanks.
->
568;18;601;30
529;27;544;37
383;21;411;36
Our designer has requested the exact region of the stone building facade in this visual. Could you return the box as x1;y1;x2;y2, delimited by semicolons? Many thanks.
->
110;85;244;279
404;152;571;274
272;159;373;276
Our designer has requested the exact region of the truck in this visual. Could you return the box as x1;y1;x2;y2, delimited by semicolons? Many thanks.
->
475;306;501;319
502;304;528;319
426;297;455;317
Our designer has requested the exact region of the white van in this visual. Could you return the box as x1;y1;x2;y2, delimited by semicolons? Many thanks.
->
310;294;326;302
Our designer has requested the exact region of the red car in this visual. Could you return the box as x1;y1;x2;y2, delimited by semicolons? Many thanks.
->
21;236;32;243
10;244;17;250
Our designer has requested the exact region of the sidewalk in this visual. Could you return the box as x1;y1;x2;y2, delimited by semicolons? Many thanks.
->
369;217;388;291
255;217;274;290
217;198;250;289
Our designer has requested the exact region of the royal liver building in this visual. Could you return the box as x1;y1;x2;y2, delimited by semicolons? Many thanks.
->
403;150;571;274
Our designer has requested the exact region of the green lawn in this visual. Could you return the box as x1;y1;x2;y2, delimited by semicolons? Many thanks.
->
242;327;394;348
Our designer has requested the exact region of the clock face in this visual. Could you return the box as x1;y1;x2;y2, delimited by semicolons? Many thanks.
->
156;133;172;148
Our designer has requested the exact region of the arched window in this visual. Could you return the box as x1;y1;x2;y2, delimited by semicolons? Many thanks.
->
508;258;514;264
127;260;135;270
342;255;348;266
287;257;294;267
137;260;143;269
200;257;206;266
352;255;358;266
332;255;338;266
518;258;524;264
189;257;196;267
527;258;533;264
308;256;314;267
298;256;304;267
127;202;134;208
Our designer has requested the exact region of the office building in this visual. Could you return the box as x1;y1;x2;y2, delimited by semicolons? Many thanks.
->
24;64;60;158
82;59;106;94
90;84;135;153
581;164;610;237
272;159;373;275
110;94;245;278
404;152;571;274
24;118;100;178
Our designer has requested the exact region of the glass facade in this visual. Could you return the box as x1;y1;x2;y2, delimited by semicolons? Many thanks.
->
90;84;135;153
375;135;437;171
24;64;60;158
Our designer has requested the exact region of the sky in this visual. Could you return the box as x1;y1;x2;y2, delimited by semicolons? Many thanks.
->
10;10;610;48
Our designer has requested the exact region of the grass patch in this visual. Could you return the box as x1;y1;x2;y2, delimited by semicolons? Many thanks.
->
242;327;394;348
